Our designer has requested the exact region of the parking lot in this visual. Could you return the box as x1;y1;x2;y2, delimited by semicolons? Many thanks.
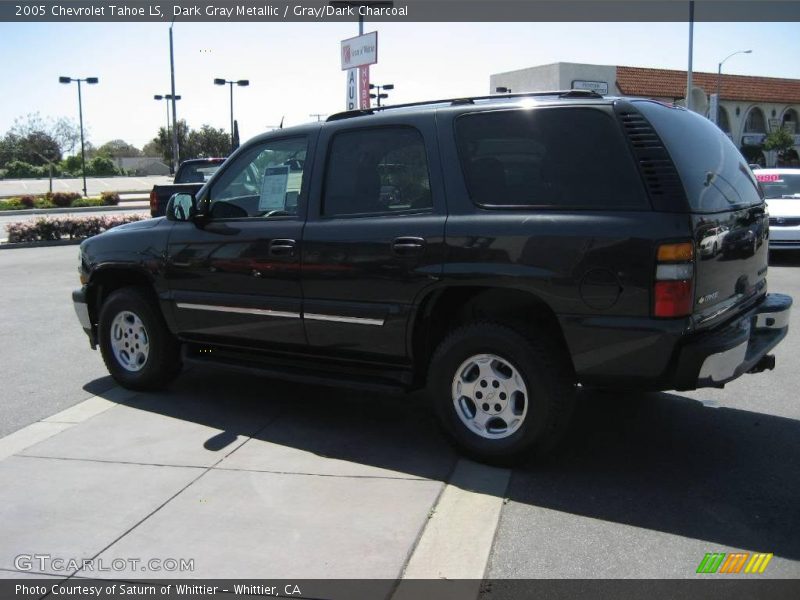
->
0;245;798;587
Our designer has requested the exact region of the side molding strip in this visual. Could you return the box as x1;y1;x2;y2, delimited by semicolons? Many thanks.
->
304;313;385;326
176;303;300;319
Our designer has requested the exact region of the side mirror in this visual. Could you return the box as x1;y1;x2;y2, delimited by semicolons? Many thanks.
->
166;193;196;222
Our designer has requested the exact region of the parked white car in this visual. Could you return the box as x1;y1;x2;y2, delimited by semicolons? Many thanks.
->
754;168;800;250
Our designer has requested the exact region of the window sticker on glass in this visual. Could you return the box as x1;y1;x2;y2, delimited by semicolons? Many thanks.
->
259;165;290;211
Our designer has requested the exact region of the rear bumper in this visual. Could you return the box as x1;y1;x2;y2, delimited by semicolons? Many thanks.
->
72;286;97;348
672;293;791;390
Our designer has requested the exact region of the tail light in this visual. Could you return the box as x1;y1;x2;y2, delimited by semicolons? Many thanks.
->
149;189;157;214
654;241;694;318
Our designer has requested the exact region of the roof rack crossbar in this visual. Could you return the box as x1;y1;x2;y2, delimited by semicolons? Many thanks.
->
325;89;604;122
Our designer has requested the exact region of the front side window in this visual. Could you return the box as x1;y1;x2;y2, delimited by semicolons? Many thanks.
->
455;107;646;209
207;137;307;219
323;127;432;217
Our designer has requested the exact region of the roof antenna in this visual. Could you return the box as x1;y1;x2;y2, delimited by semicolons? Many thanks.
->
279;116;284;129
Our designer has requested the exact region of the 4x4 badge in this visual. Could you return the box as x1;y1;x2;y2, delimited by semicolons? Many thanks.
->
698;291;719;305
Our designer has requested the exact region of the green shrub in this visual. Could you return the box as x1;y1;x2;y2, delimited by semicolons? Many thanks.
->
61;156;83;173
5;161;38;178
87;156;118;176
72;197;106;208
101;191;120;205
0;198;24;210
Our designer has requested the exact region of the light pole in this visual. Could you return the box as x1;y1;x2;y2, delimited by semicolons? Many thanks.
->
369;83;393;107
716;49;752;126
154;94;181;173
169;19;179;173
496;86;512;94
214;78;249;145
59;76;98;197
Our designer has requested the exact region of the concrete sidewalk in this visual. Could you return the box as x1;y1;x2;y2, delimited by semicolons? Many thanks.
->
0;369;510;587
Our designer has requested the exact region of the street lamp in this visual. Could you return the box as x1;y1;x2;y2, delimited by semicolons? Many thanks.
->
154;94;181;174
214;78;249;145
716;49;752;125
369;83;393;107
59;76;98;197
496;86;512;94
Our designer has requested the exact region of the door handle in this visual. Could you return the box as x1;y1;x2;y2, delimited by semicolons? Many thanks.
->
269;239;296;257
392;237;426;256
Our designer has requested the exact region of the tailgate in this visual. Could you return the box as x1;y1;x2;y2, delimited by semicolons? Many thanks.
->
692;207;769;328
633;100;769;329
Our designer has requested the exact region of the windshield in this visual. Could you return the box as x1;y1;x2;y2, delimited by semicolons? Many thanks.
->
756;173;800;199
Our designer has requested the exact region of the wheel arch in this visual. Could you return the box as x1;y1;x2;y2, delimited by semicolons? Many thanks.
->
86;266;166;332
409;285;575;387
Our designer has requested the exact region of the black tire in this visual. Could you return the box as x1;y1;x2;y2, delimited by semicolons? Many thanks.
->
98;287;182;390
428;322;575;465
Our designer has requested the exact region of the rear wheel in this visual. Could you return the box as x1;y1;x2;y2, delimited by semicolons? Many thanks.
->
428;322;575;464
98;287;181;390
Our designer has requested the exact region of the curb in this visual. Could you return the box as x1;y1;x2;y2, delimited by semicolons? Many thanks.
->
0;239;83;250
0;204;149;217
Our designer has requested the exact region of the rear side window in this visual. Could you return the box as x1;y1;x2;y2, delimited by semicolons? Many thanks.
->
323;127;432;217
635;101;763;213
455;107;646;209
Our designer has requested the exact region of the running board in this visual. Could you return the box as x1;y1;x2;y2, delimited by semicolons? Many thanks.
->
182;344;411;394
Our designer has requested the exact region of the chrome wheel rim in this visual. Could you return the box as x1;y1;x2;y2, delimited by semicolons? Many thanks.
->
109;311;150;372
451;353;528;440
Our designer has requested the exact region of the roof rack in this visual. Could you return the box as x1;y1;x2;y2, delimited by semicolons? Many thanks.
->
326;89;604;122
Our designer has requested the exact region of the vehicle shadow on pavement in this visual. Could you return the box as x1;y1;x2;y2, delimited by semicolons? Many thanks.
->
84;367;457;482
516;389;800;561
84;372;799;560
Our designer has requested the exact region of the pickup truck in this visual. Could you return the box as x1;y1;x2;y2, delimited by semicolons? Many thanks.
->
149;158;225;217
73;91;792;463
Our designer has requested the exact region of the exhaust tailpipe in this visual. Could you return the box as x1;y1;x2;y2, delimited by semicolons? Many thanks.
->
748;354;776;374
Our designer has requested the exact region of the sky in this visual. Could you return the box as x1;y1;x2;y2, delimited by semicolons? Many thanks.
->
0;20;798;152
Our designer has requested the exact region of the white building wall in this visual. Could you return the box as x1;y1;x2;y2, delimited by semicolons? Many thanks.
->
490;62;617;95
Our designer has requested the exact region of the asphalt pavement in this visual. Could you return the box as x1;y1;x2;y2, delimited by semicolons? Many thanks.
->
0;175;171;198
0;245;798;584
487;250;800;579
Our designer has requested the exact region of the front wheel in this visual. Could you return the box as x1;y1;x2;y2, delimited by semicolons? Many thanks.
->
98;287;181;390
428;323;575;465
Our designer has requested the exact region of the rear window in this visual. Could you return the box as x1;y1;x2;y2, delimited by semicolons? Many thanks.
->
455;107;647;209
176;161;222;184
635;101;763;213
755;172;800;199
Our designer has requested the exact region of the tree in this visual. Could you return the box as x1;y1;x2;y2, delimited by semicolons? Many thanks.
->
0;131;61;165
141;140;161;157
9;113;81;156
97;139;141;158
150;119;190;165
764;128;795;162
186;124;230;158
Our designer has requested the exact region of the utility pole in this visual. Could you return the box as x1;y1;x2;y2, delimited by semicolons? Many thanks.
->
169;19;179;172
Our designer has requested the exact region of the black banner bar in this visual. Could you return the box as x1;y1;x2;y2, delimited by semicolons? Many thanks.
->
2;0;800;23
2;579;800;600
